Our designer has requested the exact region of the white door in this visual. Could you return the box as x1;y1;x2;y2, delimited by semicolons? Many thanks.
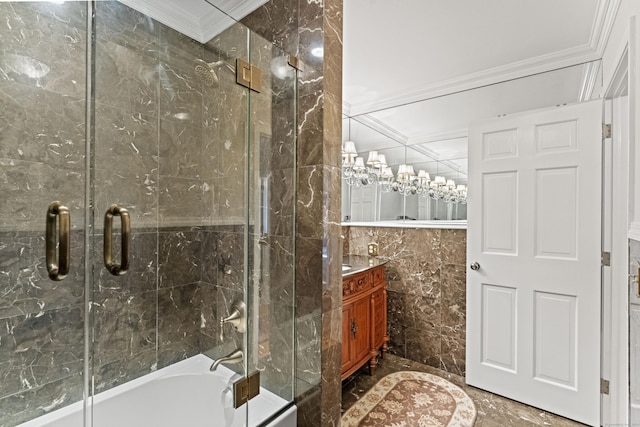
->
350;185;376;221
466;100;602;425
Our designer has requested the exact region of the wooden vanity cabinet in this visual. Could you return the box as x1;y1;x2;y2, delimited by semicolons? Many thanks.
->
341;264;389;380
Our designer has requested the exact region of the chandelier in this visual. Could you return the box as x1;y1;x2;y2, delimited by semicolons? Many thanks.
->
342;141;467;205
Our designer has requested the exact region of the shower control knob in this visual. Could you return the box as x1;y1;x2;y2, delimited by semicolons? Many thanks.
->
470;262;480;271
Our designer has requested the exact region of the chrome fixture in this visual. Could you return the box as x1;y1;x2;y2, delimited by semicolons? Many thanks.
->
219;300;246;341
46;201;70;281
210;349;244;372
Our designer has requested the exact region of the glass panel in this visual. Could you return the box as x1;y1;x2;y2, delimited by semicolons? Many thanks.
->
90;1;162;399
90;1;252;426
0;1;296;425
246;29;297;423
0;2;89;425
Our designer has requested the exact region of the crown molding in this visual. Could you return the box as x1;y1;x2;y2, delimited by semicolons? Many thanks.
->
342;100;352;117
407;129;468;146
351;114;409;145
579;59;602;101
348;45;601;116
347;0;621;116
119;0;268;44
590;0;622;56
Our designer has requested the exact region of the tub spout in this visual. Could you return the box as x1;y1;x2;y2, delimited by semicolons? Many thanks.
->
210;349;243;372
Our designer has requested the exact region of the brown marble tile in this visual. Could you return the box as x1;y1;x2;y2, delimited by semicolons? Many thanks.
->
348;225;467;377
297;94;324;168
441;263;467;341
296;165;324;240
348;227;377;256
442;228;467;266
342;226;351;254
386;323;406;357
91;289;157;370
321;308;343;426
157;283;202;369
406;295;440;333
0;372;84;426
295;237;323;317
440;335;465;376
405;328;441;369
158;230;202;288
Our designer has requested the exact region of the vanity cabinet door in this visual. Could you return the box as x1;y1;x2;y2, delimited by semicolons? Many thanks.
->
351;296;371;363
342;304;354;373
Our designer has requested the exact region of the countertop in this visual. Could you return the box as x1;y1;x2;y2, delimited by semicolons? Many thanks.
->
342;255;388;278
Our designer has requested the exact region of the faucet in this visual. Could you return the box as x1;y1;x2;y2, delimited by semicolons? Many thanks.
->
219;300;246;340
210;349;243;371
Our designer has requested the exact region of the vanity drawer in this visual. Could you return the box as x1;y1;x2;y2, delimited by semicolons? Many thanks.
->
343;271;372;298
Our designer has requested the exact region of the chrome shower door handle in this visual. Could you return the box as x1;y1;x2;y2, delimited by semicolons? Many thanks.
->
46;201;70;281
104;204;131;276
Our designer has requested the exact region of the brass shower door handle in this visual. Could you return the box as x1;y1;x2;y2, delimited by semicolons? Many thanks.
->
104;204;131;276
46;201;70;281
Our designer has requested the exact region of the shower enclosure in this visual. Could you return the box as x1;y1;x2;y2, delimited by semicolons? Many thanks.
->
0;1;297;425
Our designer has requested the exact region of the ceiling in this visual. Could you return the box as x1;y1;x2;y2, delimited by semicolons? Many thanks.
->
120;0;268;44
121;0;618;185
342;0;619;184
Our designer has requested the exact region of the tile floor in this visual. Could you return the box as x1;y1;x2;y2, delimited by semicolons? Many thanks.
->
341;354;587;426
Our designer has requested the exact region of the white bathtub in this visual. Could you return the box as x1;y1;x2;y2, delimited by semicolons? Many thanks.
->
18;354;296;427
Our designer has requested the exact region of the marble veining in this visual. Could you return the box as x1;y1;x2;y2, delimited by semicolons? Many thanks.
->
346;226;467;376
1;1;300;424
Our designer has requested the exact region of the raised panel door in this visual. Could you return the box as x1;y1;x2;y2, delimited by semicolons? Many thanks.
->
342;303;354;373
467;100;601;425
352;296;371;364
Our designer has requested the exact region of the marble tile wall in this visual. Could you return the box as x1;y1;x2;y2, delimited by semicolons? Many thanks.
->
0;2;88;425
243;0;344;425
1;1;300;425
92;0;299;401
345;226;468;376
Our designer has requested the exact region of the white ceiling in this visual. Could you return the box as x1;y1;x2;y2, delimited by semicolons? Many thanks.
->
120;0;268;44
343;0;619;182
121;0;618;184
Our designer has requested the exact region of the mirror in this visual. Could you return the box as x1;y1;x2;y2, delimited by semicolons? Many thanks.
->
342;60;602;223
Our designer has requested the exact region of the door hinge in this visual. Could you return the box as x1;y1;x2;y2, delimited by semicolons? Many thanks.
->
233;371;261;408
287;54;303;71
601;251;611;266
603;123;612;139
236;58;262;93
601;378;610;395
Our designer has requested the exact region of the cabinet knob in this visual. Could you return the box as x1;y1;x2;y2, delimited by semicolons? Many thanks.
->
351;319;358;337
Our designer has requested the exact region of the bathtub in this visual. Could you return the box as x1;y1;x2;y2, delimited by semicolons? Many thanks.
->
18;354;296;427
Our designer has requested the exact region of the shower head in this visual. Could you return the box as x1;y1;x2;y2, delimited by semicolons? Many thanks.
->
193;59;235;87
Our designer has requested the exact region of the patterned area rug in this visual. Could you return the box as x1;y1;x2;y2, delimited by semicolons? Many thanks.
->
342;371;477;427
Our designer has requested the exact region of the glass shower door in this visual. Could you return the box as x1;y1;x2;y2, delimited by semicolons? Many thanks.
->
245;30;297;424
89;0;252;406
0;1;297;425
0;2;89;425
